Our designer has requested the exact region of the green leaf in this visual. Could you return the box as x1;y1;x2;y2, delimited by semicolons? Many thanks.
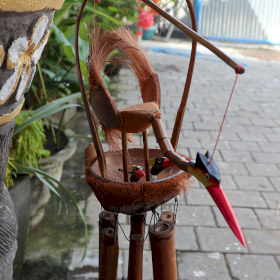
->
80;60;89;84
63;45;75;59
14;103;81;135
39;149;51;157
73;2;122;25
35;172;61;199
52;1;74;26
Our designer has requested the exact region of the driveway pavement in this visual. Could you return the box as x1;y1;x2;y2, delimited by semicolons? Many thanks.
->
24;38;280;279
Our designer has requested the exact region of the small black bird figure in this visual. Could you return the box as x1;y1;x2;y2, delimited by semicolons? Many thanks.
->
150;157;175;180
130;165;145;182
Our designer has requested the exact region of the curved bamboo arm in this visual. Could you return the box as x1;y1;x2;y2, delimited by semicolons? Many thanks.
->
171;0;197;150
141;0;245;74
75;0;107;178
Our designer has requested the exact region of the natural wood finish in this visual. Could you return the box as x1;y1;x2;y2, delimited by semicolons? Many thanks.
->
100;227;119;280
127;234;144;280
160;211;176;225
149;221;178;280
171;0;197;150
141;0;245;74
89;84;120;128
75;0;107;178
122;132;129;182
130;213;146;237
142;131;150;181
98;211;118;280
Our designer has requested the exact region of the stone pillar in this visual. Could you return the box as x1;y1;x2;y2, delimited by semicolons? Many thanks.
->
0;1;65;279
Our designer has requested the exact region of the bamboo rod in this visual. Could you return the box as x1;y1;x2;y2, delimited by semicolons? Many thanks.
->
171;0;197;150
130;213;146;237
127;234;144;280
122;132;129;182
141;0;245;74
142;130;150;181
75;0;107;178
149;221;178;280
160;211;176;225
99;211;118;280
100;227;119;280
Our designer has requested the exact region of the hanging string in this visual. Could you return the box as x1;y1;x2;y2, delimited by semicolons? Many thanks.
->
173;197;178;224
209;73;239;164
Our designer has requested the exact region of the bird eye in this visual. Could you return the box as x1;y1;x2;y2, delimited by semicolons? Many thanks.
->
158;159;162;163
206;173;210;180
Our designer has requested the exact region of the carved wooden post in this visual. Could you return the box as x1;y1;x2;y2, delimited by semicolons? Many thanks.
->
0;1;65;279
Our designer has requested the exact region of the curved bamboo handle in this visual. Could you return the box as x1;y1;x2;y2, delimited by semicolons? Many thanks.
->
141;0;245;74
75;0;107;178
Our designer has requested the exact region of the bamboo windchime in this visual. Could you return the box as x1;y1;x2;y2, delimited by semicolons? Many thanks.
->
75;0;246;279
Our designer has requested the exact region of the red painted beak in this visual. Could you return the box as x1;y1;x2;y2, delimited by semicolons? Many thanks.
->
162;158;175;169
135;169;145;178
207;184;246;247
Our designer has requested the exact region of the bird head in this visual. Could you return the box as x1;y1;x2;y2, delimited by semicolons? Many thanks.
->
131;165;145;179
150;157;174;176
186;151;221;187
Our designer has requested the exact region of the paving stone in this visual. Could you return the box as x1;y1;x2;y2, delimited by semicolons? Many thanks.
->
251;152;280;164
226;254;280;280
213;207;261;229
67;248;124;279
229;141;261;152
177;252;231;280
167;120;193;130
255;209;280;229
176;206;216;227
237;132;267;142
244;229;280;254
196;227;248;253
177;139;201;149
186;188;216;206
210;131;240;141
182;130;212;140
86;195;102;223
261;192;280;209
246;163;280;177
200;139;232;150
251;118;277;127
233;175;275;192
220;150;253;163
226;117;252;125
265;133;280;142
258;142;280;153
220;190;267;208
220;175;238;189
222;124;248;133
269;177;280;191
175;227;199;251
217;162;248;175
123;250;153;280
193;122;220;131
245;125;274;134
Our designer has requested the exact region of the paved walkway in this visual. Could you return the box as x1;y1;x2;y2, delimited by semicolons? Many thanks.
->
60;39;280;279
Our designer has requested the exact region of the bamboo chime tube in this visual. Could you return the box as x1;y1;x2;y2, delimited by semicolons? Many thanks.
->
142;130;150;181
160;211;176;225
141;0;245;74
130;213;146;237
100;227;119;280
127;234;144;280
149;221;178;280
99;211;118;280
